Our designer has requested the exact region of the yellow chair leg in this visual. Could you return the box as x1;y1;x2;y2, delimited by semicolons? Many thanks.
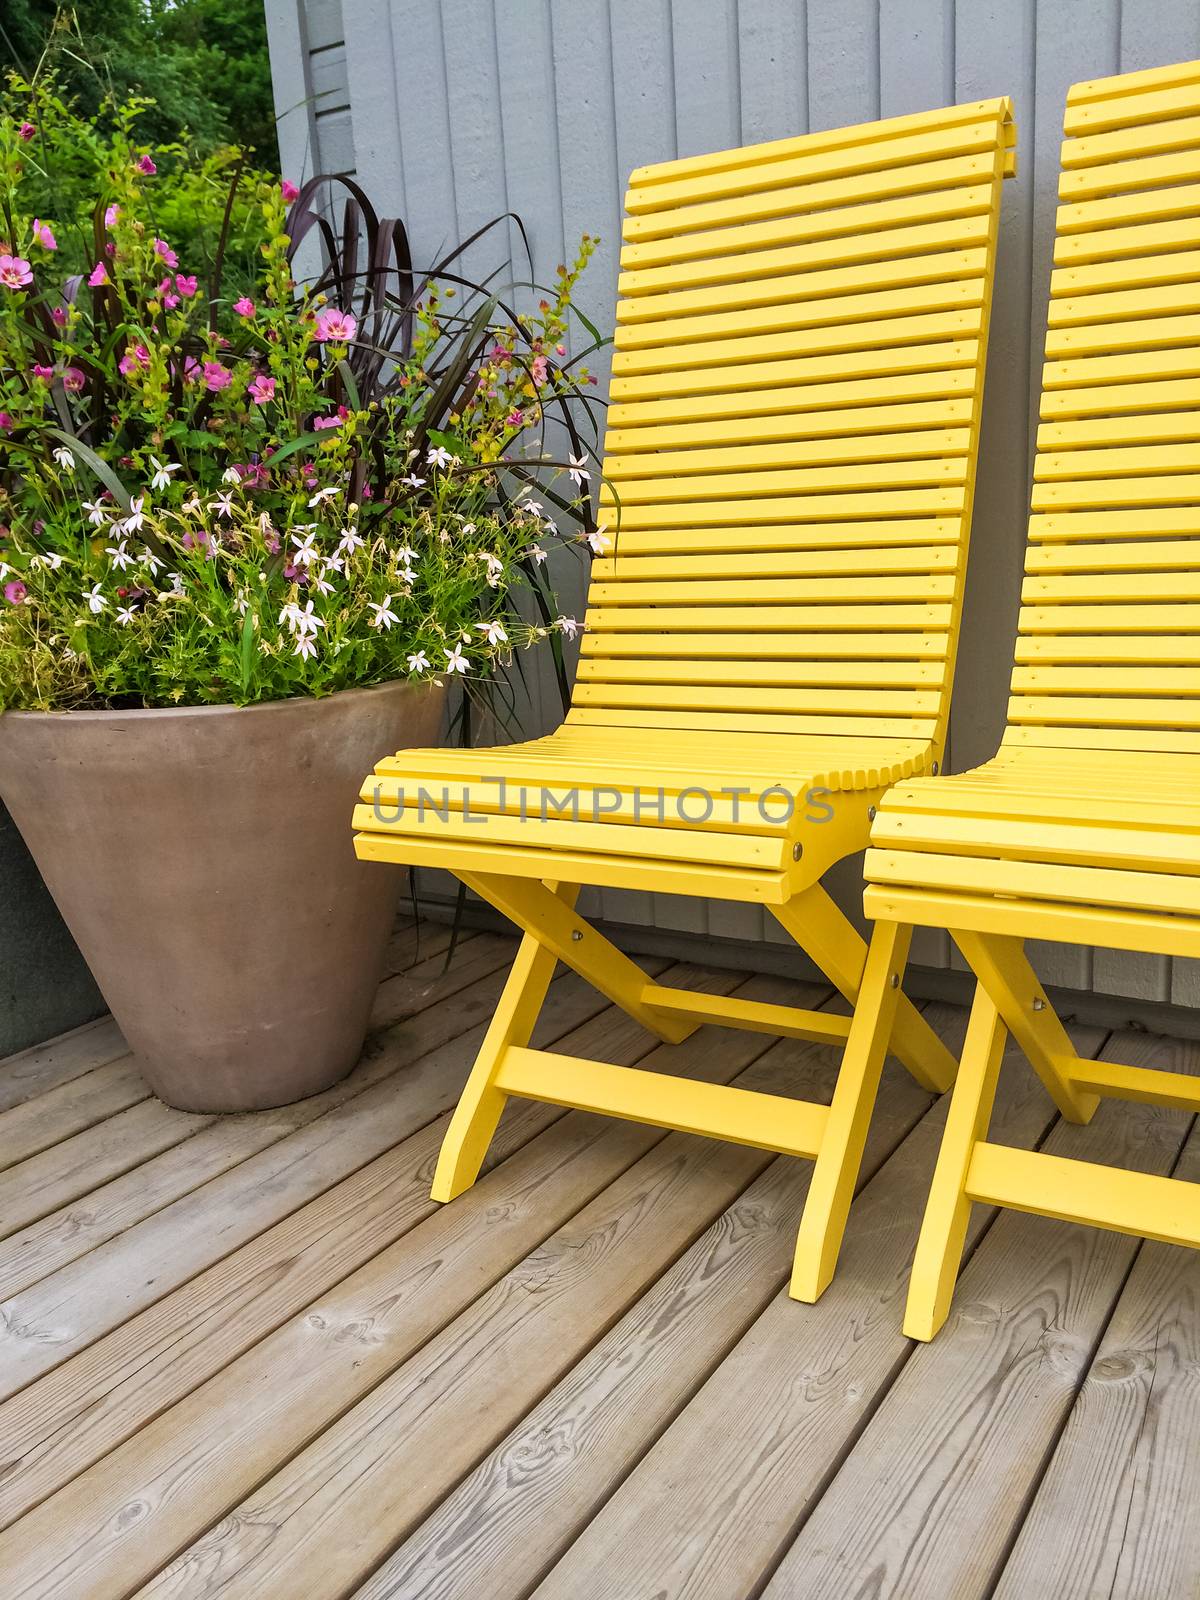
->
459;871;696;1044
431;883;579;1203
790;919;914;1302
904;982;1007;1340
953;930;1097;1123
774;883;957;1093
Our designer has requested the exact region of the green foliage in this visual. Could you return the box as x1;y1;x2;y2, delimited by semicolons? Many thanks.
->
3;75;275;295
0;1;278;164
0;92;604;713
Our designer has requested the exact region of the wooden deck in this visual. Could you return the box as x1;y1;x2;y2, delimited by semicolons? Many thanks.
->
1;919;1198;1599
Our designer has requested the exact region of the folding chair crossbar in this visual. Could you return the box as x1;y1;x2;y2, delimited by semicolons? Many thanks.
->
857;56;1200;1341
354;97;1017;1295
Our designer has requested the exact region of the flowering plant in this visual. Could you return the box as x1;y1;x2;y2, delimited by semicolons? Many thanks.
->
0;91;604;712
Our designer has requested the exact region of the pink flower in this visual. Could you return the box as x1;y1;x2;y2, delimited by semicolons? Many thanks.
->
104;203;120;228
137;155;157;175
248;373;276;405
31;364;54;381
4;580;27;605
30;219;56;251
281;179;300;203
87;261;109;287
505;408;524;427
0;412;12;431
51;306;68;327
175;273;198;298
530;353;548;386
118;343;150;378
203;361;232;392
18;122;35;141
313;307;358;344
182;356;202;383
152;238;178;268
63;367;85;393
157;277;180;310
0;254;33;289
233;296;256;317
312;413;341;430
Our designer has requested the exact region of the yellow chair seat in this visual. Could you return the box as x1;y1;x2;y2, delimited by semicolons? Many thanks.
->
356;725;934;902
868;745;1200;920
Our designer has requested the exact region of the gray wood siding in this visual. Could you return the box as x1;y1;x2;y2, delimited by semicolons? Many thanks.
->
266;0;1200;1005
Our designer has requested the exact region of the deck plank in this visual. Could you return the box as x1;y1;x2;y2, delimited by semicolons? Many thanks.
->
0;959;670;1532
520;1017;1105;1600
0;971;772;1600
0;1098;210;1242
994;1129;1200;1600
2;946;1197;1600
0;1017;127;1115
0;937;517;1314
0;1058;151;1173
758;1028;1200;1600
350;1006;948;1600
139;983;844;1600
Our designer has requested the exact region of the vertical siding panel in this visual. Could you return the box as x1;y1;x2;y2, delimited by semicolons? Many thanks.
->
611;0;677;179
738;0;807;146
671;0;741;157
388;0;459;268
805;0;880;131
439;0;509;282
343;0;405;215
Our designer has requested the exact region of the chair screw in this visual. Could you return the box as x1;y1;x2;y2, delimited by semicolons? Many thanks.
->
571;929;583;942
868;806;877;822
792;842;803;860
1032;996;1045;1011
890;974;900;989
931;761;940;775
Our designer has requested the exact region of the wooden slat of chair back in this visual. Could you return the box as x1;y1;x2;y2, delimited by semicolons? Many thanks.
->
1014;58;1200;754
569;99;1015;749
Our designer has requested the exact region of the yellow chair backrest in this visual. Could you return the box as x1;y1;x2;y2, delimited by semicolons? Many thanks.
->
1014;58;1200;757
578;100;1015;752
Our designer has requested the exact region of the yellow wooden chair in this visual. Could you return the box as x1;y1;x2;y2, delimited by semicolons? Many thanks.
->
353;99;1016;1296
856;58;1200;1340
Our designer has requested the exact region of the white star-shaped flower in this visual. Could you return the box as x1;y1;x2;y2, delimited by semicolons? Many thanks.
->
369;596;399;630
149;456;181;491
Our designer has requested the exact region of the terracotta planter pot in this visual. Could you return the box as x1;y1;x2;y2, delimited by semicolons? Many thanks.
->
0;680;445;1111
